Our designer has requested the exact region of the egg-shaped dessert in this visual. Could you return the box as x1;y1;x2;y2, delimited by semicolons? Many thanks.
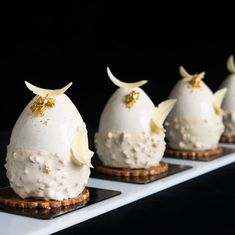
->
94;68;176;176
165;66;226;159
2;82;93;209
219;55;235;143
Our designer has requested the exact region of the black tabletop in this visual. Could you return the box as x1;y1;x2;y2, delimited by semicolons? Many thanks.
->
1;132;235;234
53;163;235;235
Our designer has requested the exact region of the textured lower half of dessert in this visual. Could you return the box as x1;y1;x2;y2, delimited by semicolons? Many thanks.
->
95;130;166;169
223;111;235;137
165;116;224;150
5;146;90;201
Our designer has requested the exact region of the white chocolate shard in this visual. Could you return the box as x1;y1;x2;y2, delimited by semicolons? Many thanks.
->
196;71;205;80
213;88;227;115
151;99;177;133
227;55;235;74
107;67;148;88
25;81;73;97
71;123;93;167
179;66;205;81
179;66;192;79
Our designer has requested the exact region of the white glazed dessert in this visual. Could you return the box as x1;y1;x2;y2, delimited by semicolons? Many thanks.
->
219;55;235;138
5;82;93;201
165;66;226;151
95;68;176;169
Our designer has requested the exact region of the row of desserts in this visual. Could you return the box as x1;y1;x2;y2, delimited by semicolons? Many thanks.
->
95;55;235;172
1;55;235;209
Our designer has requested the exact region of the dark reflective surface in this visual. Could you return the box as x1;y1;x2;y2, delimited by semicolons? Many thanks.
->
92;163;192;184
0;187;121;219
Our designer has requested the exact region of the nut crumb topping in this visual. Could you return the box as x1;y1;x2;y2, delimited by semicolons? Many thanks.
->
44;164;51;174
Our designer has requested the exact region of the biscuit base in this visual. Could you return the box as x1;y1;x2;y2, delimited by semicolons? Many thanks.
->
96;161;168;177
0;188;89;209
221;135;235;144
166;147;223;160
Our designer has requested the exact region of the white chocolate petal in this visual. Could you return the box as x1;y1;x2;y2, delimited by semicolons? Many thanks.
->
227;55;235;74
71;123;93;168
107;67;148;88
197;71;206;80
179;66;192;80
151;99;177;133
179;66;205;80
25;81;73;97
213;88;227;115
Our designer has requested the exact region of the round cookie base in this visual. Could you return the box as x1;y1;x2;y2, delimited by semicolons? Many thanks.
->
0;188;89;209
96;161;168;177
221;135;235;144
166;147;223;160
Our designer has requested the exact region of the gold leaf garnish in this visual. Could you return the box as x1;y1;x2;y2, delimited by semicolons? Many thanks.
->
31;95;55;116
107;67;148;88
125;90;140;109
189;74;203;88
227;55;235;74
179;66;205;88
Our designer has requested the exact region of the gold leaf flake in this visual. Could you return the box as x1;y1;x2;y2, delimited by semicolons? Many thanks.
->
125;90;140;108
30;95;55;116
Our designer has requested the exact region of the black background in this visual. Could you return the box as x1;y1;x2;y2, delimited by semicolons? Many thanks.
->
1;1;235;132
1;1;235;234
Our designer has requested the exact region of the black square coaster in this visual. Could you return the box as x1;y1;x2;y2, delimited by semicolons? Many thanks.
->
91;163;192;184
0;187;121;220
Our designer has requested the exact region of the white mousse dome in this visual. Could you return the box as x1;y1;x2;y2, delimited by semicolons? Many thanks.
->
5;82;93;200
165;66;226;150
219;55;235;137
99;87;155;132
95;68;176;169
